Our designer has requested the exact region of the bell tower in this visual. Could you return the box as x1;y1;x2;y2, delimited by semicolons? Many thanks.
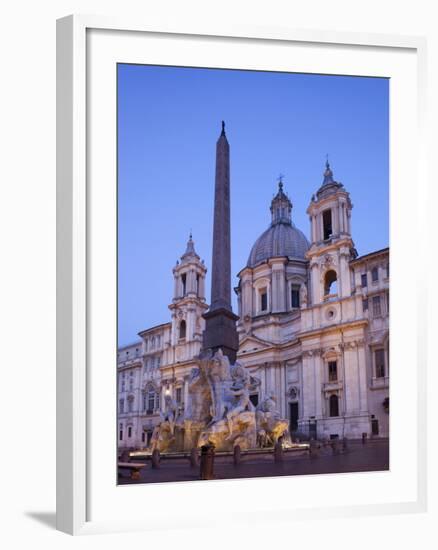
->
306;160;356;305
169;234;208;348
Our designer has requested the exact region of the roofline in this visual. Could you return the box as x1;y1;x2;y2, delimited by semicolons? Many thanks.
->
350;247;389;264
237;255;309;277
138;322;171;336
118;340;142;351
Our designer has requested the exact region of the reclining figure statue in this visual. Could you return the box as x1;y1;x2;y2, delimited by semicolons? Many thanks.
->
255;393;290;447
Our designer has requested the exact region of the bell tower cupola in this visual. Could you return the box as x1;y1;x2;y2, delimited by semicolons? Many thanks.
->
308;159;353;245
306;159;356;305
169;234;208;348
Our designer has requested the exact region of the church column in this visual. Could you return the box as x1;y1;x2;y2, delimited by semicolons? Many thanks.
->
173;274;179;299
279;361;286;418
198;273;205;299
160;384;166;411
183;376;189;409
314;351;323;418
356;340;368;414
170;314;177;346
311;262;320;305
301;352;314;419
186;309;194;342
339;251;352;298
271;264;285;313
332;204;339;235
343;343;360;415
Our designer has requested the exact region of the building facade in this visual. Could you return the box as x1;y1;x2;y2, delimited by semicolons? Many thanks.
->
118;161;389;449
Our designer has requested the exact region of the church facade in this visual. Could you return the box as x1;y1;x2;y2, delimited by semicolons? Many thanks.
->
118;137;389;450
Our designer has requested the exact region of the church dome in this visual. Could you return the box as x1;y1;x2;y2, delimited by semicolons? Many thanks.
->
247;222;310;267
247;179;310;268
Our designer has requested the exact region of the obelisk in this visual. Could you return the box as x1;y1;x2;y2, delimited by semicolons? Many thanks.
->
202;122;239;363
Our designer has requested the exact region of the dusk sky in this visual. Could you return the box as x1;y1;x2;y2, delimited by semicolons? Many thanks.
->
118;64;389;347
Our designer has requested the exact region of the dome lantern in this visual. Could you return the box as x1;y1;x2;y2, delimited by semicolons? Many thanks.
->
247;178;309;268
270;176;293;226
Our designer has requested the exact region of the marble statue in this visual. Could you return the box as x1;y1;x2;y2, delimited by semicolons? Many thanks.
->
300;283;308;308
162;394;178;435
255;393;290;446
206;348;233;423
184;366;211;424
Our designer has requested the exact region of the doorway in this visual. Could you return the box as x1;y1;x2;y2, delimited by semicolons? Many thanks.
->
289;402;299;432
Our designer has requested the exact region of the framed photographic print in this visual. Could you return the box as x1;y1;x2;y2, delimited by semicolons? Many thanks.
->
57;15;427;535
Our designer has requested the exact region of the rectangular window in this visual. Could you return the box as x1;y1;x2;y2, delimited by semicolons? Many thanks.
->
372;295;381;317
128;399;133;413
385;263;389;278
361;273;367;287
119;424;123;441
362;298;368;312
260;289;268;311
141;432;145;443
291;285;300;308
371;267;379;282
328;361;338;382
375;349;385;378
176;387;182;404
128;426;132;438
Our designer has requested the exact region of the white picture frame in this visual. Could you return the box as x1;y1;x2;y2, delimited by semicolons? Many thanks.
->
56;15;428;535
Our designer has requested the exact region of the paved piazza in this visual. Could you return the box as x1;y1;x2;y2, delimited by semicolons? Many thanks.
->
118;438;389;485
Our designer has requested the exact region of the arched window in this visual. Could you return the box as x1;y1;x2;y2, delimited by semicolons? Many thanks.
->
323;209;333;240
259;287;268;312
291;284;300;308
324;270;338;297
181;273;187;295
329;394;339;417
179;320;186;340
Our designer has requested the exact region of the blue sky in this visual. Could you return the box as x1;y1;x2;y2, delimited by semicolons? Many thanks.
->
118;64;389;347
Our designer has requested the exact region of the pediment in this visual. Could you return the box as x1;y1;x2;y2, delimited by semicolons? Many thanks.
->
238;335;271;353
